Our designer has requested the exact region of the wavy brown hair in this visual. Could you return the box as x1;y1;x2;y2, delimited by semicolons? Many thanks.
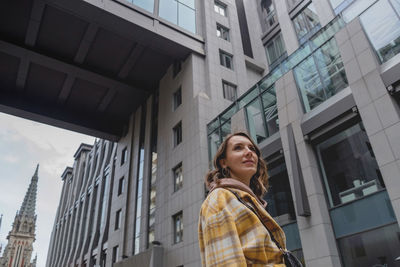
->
205;132;268;198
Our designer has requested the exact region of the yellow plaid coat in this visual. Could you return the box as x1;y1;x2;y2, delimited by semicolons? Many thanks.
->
198;187;286;267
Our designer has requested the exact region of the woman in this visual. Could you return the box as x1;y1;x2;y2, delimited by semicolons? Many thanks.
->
198;132;287;266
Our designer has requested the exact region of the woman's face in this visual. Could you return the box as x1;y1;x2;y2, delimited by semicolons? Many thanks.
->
220;135;258;186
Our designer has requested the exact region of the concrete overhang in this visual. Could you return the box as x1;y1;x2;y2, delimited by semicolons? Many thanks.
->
0;0;205;141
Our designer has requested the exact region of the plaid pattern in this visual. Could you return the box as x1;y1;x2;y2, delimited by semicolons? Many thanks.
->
198;188;286;267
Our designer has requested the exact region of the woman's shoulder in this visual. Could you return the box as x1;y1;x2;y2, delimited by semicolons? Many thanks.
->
200;188;237;214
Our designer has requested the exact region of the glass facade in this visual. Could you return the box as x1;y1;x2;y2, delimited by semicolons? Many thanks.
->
315;121;400;266
245;85;278;144
292;2;321;44
134;106;146;255
294;37;348;112
147;93;158;247
338;223;400;267
159;0;196;33
359;0;400;63
125;0;154;13
316;123;384;207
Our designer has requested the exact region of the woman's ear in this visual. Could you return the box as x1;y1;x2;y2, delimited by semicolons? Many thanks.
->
219;158;226;168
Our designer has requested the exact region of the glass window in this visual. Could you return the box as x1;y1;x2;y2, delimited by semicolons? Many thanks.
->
178;3;196;33
118;176;125;196
173;87;182;110
338;223;400;267
159;0;196;33
342;0;376;22
294;38;348;112
214;1;226;16
115;209;122;230
260;0;277;33
245;98;267;143
121;147;128;165
264;156;296;223
173;163;183;192
173;121;182;147
360;0;400;63
316;122;385;207
208;129;220;163
330;0;355;14
292;2;321;44
216;24;230;41
265;33;287;67
173;212;183;243
132;0;154;12
261;86;279;136
219;50;234;70
222;81;237;101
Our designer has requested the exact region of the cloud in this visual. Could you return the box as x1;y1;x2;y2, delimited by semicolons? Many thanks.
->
1;154;19;163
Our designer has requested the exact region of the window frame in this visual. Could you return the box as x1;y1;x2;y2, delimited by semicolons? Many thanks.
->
216;23;230;41
121;147;128;166
222;80;237;101
173;162;183;192
219;50;234;70
115;209;122;230
173;121;183;147
172;211;183;244
264;32;287;68
118;176;125;196
173;87;182;110
214;1;227;16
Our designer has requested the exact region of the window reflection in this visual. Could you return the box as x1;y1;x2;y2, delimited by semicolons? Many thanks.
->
264;155;296;224
260;0;277;33
265;33;287;68
360;0;400;63
316;123;385;207
292;2;321;44
338;224;400;267
294;38;348;112
159;0;196;33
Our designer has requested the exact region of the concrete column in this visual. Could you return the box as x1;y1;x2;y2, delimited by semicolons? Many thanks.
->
274;0;299;55
337;18;400;222
313;0;335;27
276;71;341;267
231;108;247;133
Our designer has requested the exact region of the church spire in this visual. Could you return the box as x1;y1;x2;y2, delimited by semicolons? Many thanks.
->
19;164;39;218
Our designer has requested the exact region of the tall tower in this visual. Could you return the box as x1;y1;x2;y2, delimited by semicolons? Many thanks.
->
0;165;39;267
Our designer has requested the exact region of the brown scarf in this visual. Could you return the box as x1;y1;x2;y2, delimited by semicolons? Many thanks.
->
209;178;267;208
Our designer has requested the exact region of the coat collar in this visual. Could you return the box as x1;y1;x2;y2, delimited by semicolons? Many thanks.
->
209;178;267;208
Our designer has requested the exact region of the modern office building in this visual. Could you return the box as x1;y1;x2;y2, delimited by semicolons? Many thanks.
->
0;165;39;267
1;0;399;266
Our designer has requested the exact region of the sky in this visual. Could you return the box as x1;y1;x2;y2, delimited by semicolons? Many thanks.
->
0;112;95;267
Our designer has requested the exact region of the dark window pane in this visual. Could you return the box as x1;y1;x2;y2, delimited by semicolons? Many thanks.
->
316;123;385;207
338;224;400;267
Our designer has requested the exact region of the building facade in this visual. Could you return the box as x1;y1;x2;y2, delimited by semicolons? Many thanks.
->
0;165;39;267
45;0;400;267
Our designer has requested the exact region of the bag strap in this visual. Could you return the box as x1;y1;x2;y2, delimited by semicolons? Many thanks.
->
228;189;284;251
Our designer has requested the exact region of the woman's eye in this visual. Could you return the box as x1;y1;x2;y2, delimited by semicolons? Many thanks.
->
234;146;242;150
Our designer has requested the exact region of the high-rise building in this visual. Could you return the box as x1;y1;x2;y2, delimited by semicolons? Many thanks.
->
1;0;394;266
0;165;39;267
